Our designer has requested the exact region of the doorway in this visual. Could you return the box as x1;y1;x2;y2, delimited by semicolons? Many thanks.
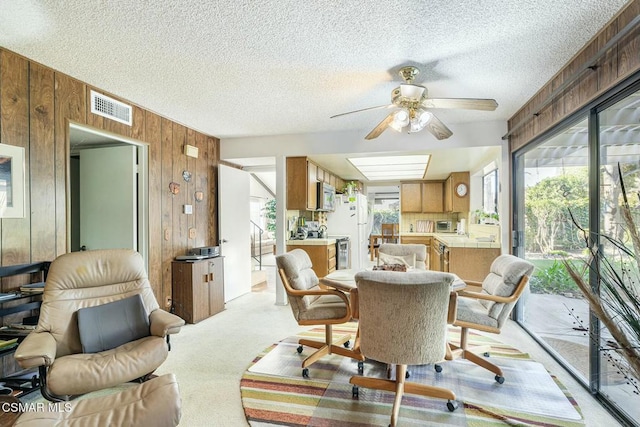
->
68;123;149;268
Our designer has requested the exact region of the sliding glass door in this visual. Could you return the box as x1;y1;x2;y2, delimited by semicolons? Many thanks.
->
597;91;640;421
513;83;640;425
514;118;590;380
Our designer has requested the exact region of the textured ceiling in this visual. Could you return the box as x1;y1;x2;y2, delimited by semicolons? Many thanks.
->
0;1;629;140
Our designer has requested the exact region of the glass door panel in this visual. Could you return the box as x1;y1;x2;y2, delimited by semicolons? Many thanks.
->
517;117;591;380
598;91;640;420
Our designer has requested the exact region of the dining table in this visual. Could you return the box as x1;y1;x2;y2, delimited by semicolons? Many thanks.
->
323;268;467;292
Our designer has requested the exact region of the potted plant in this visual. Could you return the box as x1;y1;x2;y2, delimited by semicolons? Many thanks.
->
563;164;640;393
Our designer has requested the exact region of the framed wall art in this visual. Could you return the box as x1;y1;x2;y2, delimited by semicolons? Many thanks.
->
0;143;25;218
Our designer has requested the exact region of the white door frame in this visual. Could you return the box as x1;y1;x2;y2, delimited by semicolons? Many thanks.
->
67;122;149;269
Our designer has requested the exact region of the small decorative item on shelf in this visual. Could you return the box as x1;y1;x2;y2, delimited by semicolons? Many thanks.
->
343;181;357;202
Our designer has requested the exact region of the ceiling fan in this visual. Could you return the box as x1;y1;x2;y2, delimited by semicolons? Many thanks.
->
330;66;498;140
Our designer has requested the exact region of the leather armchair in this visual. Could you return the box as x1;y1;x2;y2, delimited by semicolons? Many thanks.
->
12;373;181;427
14;249;185;401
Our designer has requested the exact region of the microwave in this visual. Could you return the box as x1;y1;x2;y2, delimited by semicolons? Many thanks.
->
317;182;336;211
436;220;453;232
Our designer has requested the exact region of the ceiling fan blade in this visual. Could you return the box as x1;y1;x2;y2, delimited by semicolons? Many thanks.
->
422;98;498;111
426;114;453;140
330;104;393;119
364;112;395;140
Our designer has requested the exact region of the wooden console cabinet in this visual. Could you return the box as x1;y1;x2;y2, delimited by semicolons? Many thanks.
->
171;257;225;324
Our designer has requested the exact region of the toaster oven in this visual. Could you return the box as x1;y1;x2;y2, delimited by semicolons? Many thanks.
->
436;220;453;232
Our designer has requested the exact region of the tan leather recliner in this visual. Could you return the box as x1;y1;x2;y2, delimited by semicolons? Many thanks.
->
12;373;181;427
14;249;185;401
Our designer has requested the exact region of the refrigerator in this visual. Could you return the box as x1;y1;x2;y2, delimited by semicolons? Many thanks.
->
327;193;369;271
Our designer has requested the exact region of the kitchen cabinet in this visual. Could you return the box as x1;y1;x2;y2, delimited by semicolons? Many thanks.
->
448;246;499;282
400;182;422;213
431;239;499;282
430;243;441;271
171;257;225;324
307;161;318;210
286;157;348;211
286;243;336;278
421;181;444;212
401;181;444;213
400;235;431;268
444;172;470;213
286;157;318;210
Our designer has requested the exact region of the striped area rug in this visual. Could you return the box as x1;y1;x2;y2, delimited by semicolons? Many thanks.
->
241;323;584;426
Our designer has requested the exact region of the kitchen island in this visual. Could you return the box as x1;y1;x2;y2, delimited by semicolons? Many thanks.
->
286;239;337;278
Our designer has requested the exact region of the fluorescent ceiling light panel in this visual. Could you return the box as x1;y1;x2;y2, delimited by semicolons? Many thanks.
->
348;154;430;181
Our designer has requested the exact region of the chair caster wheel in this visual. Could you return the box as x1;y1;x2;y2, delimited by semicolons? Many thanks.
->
31;375;39;387
495;375;505;384
484;351;490;357
447;400;458;412
357;361;364;375
352;385;359;398
405;370;411;379
302;368;309;378
297;345;303;354
344;340;350;348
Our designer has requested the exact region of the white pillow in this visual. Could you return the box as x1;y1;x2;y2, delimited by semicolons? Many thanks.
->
378;252;416;268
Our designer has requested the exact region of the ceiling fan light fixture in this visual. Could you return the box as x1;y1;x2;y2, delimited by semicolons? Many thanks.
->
390;109;410;132
409;109;433;132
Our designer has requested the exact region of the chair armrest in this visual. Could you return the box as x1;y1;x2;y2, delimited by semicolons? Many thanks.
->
457;289;517;304
150;309;185;337
447;291;458;324
321;277;356;293
349;288;359;319
13;332;57;369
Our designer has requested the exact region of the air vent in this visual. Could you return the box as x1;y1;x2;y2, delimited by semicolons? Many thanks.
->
90;90;132;126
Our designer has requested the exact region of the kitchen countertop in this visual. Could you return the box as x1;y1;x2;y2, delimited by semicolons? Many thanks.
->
401;232;501;249
286;238;337;246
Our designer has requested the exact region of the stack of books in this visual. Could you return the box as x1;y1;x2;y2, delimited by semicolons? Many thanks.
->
0;338;18;351
20;282;45;294
0;293;17;302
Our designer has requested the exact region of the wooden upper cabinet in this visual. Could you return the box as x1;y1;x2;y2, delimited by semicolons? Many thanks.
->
316;167;324;183
286;157;311;210
444;171;470;213
307;161;318;210
335;177;345;193
400;182;422;213
421;181;444;212
401;181;445;213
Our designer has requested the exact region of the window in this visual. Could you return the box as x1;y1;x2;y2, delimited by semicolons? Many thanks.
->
482;169;498;214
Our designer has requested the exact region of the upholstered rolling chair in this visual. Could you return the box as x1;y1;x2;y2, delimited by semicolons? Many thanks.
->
378;243;428;269
14;249;185;401
351;270;459;426
446;254;534;383
276;249;364;377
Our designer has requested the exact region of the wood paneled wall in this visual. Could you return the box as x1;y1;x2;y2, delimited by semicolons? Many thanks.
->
508;0;640;152
0;47;220;310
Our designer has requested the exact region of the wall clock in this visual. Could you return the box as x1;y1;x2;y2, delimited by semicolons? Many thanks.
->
455;182;468;198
